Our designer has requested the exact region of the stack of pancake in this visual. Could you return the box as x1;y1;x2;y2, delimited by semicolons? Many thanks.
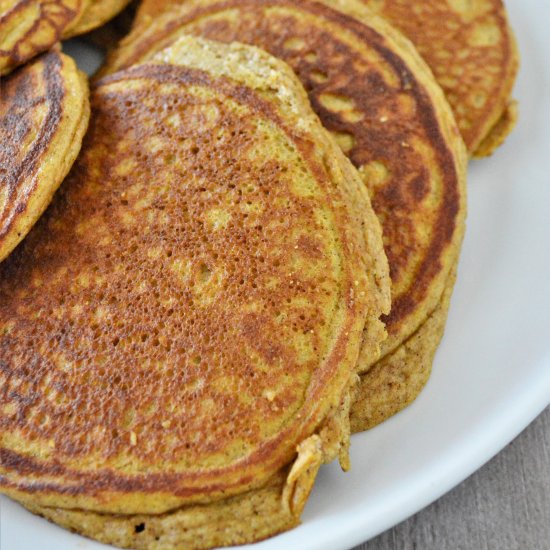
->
0;1;519;548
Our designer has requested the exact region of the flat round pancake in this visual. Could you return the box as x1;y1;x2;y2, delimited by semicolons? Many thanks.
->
0;37;389;517
360;0;519;156
0;0;132;74
0;0;89;75
102;0;467;369
131;0;519;156
0;49;89;263
350;264;457;432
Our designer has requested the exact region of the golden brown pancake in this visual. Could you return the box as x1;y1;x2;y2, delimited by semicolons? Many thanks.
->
0;48;89;263
359;0;519;156
0;36;389;547
0;0;88;75
0;0;131;75
131;0;519;156
102;0;466;373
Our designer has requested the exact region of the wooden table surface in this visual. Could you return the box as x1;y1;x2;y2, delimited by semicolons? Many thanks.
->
353;406;549;550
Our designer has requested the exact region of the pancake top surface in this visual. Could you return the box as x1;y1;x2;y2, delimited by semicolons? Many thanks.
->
108;0;466;359
133;0;518;154
0;38;383;513
0;49;89;263
0;0;89;74
360;0;518;154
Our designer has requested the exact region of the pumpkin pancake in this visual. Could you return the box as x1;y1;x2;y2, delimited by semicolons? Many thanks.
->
0;36;390;546
359;0;519;157
102;0;466;373
0;0;131;75
0;0;89;74
131;0;519;156
0;48;89;263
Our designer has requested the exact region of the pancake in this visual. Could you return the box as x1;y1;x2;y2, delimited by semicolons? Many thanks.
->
359;0;519;157
350;264;457;431
0;35;390;546
131;0;519;156
0;0;89;75
0;0;130;75
102;0;467;373
0;48;89;263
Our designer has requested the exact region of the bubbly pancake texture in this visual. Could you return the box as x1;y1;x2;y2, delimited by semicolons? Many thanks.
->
360;0;519;156
0;49;89;263
103;0;466;368
0;37;389;520
0;0;88;75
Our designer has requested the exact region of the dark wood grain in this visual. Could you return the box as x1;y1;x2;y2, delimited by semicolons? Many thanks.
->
355;407;550;550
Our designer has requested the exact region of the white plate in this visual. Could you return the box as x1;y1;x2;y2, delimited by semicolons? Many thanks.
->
2;1;550;548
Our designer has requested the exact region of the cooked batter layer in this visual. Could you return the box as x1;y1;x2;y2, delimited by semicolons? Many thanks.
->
103;0;467;367
359;0;519;156
0;0;131;74
0;37;389;518
0;0;87;74
0;49;89;262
